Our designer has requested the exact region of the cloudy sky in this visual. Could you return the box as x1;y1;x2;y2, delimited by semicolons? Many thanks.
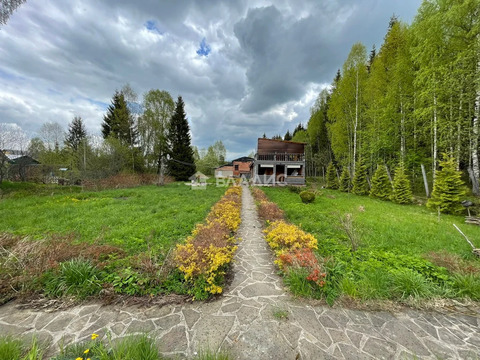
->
0;0;421;159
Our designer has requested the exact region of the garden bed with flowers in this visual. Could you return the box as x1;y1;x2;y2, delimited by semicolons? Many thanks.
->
251;187;329;300
175;186;242;300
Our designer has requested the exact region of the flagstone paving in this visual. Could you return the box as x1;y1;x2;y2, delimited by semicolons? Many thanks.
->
1;184;480;359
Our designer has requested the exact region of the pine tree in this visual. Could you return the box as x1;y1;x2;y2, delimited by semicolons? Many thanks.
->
102;91;136;146
168;96;196;180
352;158;369;195
391;164;413;204
65;116;87;151
427;155;466;214
284;130;292;141
339;166;352;192
369;164;392;200
326;162;339;189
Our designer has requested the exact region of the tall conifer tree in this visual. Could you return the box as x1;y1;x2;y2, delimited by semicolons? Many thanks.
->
102;91;136;146
168;96;196;180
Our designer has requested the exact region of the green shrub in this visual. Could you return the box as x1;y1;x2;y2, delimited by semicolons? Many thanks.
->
299;191;315;203
390;164;413;204
0;336;22;360
391;269;434;299
113;335;160;360
427;154;466;214
357;268;392;300
451;274;480;300
326;163;339;190
369;164;392;200
43;258;102;299
352;159;369;196
194;349;232;360
54;334;161;360
285;267;321;298
287;185;302;194
339;167;352;192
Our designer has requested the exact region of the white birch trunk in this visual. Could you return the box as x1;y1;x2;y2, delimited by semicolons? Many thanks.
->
353;69;359;176
433;93;438;178
457;93;463;171
400;98;405;162
473;59;480;181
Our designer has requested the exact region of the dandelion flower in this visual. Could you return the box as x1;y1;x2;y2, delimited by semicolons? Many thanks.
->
84;349;90;354
91;333;99;340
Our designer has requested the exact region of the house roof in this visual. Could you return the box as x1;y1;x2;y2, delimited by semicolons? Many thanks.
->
232;156;254;163
215;165;234;171
189;171;209;180
257;138;305;155
257;138;307;145
7;155;40;165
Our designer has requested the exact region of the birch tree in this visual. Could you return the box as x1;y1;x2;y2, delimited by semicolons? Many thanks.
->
328;43;367;175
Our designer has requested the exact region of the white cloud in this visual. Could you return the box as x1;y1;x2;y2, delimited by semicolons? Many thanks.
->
0;0;421;158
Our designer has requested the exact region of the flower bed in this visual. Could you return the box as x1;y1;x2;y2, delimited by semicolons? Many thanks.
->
251;187;327;297
175;186;242;299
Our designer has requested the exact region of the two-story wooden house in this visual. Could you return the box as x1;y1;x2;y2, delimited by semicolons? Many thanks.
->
252;138;305;185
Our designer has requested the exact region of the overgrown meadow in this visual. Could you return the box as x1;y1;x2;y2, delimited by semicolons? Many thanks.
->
0;182;225;303
261;186;480;305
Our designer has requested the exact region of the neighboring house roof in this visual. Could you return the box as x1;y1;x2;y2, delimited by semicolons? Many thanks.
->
215;165;234;171
7;155;40;165
189;171;209;180
232;156;254;163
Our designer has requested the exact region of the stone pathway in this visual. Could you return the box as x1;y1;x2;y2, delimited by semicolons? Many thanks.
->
1;184;480;359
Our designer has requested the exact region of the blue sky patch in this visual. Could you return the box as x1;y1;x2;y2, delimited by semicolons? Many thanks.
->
196;38;211;56
144;20;162;34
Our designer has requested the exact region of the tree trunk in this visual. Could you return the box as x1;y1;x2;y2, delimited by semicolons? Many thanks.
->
457;92;463;171
400;99;405;162
433;93;438;178
473;59;480;182
353;69;359;176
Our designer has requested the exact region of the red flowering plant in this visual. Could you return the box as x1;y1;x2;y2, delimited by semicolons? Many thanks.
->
277;248;326;288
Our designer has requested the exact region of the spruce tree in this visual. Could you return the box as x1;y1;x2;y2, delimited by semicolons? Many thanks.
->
326;162;339;189
369;164;392;200
65;116;87;151
284;130;292;141
427;155;466;214
391;164;412;204
102;91;136;146
352;158;369;195
168;96;196;180
339;166;352;192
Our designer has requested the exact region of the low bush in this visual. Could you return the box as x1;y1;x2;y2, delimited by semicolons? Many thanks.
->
175;186;242;299
42;258;102;299
0;336;44;360
287;185;302;194
299;191;315;203
82;173;170;191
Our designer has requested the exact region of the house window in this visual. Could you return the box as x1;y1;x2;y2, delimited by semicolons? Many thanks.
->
234;165;239;171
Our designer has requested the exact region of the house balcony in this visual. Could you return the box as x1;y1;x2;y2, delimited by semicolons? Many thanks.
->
255;153;305;162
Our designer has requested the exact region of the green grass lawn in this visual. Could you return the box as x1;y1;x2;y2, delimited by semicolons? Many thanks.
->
263;187;480;256
262;186;480;303
0;182;225;253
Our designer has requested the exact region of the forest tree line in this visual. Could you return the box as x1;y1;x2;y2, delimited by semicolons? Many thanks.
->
286;0;479;196
1;85;226;184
